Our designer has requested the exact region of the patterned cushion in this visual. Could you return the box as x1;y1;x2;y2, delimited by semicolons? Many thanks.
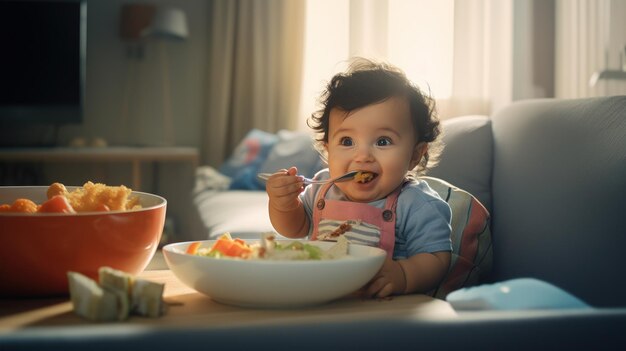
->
421;176;493;299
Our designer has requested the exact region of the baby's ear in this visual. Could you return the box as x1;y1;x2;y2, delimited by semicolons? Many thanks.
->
410;142;428;169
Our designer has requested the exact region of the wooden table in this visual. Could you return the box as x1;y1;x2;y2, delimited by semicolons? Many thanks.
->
0;270;457;332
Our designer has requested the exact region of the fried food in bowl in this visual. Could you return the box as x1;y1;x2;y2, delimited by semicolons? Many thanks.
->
0;183;167;297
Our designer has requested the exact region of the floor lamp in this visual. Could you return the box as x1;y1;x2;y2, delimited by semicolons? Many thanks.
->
142;8;189;146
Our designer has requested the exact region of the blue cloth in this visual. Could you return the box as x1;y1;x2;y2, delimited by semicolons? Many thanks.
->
446;278;592;310
219;129;325;190
219;129;279;190
300;169;452;259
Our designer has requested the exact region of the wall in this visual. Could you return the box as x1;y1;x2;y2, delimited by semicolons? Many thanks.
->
61;0;208;148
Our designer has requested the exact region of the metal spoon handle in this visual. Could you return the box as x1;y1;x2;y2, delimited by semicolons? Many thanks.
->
257;173;316;185
257;170;358;185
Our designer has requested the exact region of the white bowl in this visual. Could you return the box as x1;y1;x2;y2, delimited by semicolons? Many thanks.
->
162;240;386;308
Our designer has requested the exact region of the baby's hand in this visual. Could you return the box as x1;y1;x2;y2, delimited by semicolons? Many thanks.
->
364;256;407;298
265;167;305;213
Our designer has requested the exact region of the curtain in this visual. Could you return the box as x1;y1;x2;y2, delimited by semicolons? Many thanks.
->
201;0;305;167
300;0;513;119
555;0;626;98
441;0;514;119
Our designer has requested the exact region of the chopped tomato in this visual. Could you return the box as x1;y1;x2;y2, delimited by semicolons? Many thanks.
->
186;242;202;255
208;234;252;258
38;195;76;214
210;238;234;255
184;233;254;258
226;241;253;257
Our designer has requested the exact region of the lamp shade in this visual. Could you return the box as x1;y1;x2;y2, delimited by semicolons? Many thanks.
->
142;8;188;40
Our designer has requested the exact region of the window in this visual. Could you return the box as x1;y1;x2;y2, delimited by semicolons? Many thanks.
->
298;0;455;130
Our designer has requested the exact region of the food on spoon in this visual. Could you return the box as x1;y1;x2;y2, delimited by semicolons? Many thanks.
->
68;267;166;321
354;171;376;184
189;232;350;260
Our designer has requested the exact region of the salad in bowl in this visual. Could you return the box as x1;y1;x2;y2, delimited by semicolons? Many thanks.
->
185;232;350;261
163;233;386;308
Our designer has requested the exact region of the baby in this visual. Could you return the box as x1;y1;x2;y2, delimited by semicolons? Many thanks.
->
264;58;452;298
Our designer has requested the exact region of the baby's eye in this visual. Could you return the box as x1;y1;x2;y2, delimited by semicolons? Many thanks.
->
376;137;393;147
339;137;353;146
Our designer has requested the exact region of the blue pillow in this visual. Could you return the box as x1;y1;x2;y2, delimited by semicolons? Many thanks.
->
219;129;279;190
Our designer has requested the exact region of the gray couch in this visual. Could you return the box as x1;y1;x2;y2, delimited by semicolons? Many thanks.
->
9;97;623;349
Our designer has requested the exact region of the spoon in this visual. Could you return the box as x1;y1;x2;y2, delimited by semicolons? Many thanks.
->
257;170;361;186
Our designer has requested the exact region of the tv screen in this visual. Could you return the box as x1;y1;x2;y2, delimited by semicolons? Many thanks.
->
0;0;86;129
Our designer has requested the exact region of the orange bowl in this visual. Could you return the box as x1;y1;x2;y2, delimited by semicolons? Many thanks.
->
0;186;166;297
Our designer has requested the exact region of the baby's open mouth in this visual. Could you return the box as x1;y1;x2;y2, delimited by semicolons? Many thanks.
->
354;171;378;184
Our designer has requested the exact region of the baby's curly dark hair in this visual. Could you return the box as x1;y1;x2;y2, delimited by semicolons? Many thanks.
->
307;57;443;175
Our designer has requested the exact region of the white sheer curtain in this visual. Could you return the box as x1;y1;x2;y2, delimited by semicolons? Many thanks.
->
298;0;514;126
202;0;305;167
555;0;626;98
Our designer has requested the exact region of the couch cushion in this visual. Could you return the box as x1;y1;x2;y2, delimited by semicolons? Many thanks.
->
429;115;493;212
194;190;274;240
490;96;626;307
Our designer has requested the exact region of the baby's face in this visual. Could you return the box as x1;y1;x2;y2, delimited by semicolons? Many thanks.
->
325;96;422;202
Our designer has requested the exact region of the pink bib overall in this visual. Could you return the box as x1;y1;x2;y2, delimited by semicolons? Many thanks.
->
310;181;402;257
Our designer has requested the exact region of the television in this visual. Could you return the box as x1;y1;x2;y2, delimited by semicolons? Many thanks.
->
0;0;87;147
